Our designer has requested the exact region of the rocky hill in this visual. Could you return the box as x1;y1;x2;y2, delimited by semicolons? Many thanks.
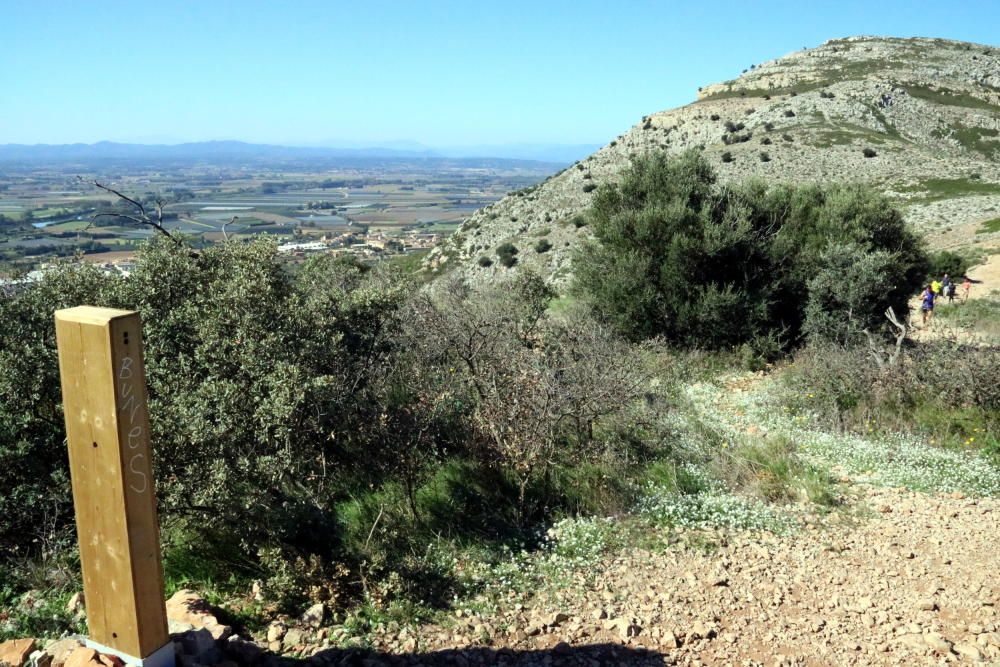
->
426;36;1000;285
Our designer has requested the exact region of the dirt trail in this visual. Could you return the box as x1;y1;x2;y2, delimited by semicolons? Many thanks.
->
369;487;998;666
967;249;1000;297
355;373;1000;665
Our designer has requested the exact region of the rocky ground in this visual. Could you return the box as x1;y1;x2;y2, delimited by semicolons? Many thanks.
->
375;486;1000;666
8;481;995;667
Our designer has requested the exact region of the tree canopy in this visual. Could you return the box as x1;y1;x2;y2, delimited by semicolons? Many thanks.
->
574;151;929;349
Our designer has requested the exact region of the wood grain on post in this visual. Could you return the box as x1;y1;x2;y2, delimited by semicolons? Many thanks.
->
55;306;169;659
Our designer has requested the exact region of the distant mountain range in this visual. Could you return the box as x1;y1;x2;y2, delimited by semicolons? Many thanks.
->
0;140;600;166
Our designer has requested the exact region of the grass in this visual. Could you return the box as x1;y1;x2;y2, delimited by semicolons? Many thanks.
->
0;586;86;641
807;124;893;148
952;125;1000;158
903;83;1000;113
382;249;431;277
43;220;91;232
698;82;828;101
977;217;1000;234
934;297;1000;339
898;178;1000;202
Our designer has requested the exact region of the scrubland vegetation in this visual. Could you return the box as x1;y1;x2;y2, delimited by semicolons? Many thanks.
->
1;153;997;645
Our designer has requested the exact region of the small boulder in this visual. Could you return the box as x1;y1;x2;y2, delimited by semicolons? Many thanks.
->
96;654;123;667
44;639;83;667
688;622;716;641
166;590;232;642
923;632;952;653
65;593;85;619
29;649;52;667
300;603;325;629
266;622;287;644
545;612;569;628
0;640;38;667
174;629;219;664
224;637;263;666
282;628;306;649
62;648;99;667
953;642;983;661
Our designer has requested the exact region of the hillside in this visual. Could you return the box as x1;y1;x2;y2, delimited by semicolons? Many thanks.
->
427;36;1000;283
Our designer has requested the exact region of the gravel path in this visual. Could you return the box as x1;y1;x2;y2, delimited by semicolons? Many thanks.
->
338;377;1000;666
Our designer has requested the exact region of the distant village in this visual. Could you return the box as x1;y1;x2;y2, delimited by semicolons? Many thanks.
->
276;229;441;258
1;229;442;293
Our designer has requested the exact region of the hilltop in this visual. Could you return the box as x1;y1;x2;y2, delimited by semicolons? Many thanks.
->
428;36;1000;283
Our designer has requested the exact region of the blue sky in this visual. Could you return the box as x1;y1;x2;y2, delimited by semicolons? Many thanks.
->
1;0;997;147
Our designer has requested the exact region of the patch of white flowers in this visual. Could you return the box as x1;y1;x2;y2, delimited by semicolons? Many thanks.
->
543;516;614;560
637;484;793;533
798;430;1000;496
686;374;1000;497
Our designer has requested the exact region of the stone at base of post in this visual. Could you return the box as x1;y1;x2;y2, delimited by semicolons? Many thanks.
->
84;639;175;667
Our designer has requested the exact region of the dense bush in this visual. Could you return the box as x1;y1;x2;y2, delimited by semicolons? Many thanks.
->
862;147;878;158
0;241;656;611
928;249;970;279
535;239;553;253
496;242;519;267
786;340;999;461
0;242;411;576
573;151;928;348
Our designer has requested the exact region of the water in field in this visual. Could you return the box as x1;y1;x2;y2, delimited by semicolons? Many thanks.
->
296;215;347;223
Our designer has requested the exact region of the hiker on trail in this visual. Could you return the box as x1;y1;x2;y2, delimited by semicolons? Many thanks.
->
942;274;954;303
921;284;935;325
931;278;942;296
962;276;973;303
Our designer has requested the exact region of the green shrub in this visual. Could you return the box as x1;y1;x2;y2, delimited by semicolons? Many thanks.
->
582;183;598;193
496;242;519;261
535;239;553;253
0;240;419;607
573;151;928;348
862;147;878;158
496;242;519;267
786;341;1000;454
721;151;734;163
759;152;771;162
928;249;970;279
477;255;493;267
0;240;660;614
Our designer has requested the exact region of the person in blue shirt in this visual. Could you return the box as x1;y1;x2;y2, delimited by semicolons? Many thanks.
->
920;284;935;326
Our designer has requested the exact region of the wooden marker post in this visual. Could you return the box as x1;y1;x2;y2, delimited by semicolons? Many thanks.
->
54;307;172;667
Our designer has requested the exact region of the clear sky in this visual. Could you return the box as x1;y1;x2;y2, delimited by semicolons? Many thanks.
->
1;0;997;147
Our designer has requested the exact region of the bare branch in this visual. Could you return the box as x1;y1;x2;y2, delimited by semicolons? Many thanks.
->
81;177;197;256
221;215;238;242
884;306;907;366
862;306;908;370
